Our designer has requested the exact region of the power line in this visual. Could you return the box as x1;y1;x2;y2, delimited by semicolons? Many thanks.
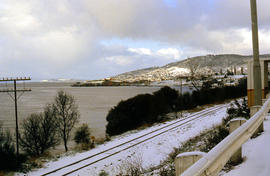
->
0;77;31;158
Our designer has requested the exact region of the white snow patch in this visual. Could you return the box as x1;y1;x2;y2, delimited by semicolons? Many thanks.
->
223;115;270;176
167;67;190;76
176;151;206;158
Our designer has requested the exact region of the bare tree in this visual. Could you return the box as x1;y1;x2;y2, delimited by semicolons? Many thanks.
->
187;59;200;91
40;104;60;151
19;105;59;156
53;91;80;152
187;58;199;78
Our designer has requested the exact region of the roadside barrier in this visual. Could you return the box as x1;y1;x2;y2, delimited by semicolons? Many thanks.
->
178;98;270;176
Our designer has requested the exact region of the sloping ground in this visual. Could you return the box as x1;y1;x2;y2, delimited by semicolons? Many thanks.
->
112;54;270;81
223;115;270;176
19;103;230;176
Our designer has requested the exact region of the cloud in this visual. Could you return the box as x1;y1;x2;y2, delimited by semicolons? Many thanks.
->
128;47;181;60
157;48;180;60
104;56;134;66
128;48;152;56
1;0;270;79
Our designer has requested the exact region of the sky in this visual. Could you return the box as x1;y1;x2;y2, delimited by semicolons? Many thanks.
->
1;0;270;80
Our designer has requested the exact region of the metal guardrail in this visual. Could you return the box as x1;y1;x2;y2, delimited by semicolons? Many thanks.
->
181;97;270;176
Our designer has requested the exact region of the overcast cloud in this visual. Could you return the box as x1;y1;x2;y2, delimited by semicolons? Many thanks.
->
1;0;270;80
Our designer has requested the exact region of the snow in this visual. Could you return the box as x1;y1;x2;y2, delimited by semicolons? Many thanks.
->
21;99;270;176
230;75;247;79
17;103;230;176
224;115;270;176
214;75;247;79
76;105;227;176
167;67;190;76
176;151;206;158
230;117;247;122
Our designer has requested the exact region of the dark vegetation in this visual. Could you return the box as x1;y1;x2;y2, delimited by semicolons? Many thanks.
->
0;124;26;172
106;78;247;136
74;124;91;144
72;79;150;87
74;123;93;150
223;98;250;125
106;86;179;136
20;104;59;156
20;114;53;156
0;91;81;173
53;90;80;152
20;91;80;155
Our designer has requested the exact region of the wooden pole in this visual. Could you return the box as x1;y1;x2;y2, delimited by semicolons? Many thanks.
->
0;77;31;159
14;80;19;157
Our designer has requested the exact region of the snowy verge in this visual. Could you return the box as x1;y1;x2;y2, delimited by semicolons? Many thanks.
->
223;115;270;176
16;103;230;176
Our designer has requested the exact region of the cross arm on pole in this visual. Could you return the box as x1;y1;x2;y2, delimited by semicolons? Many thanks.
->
0;77;31;82
0;88;31;92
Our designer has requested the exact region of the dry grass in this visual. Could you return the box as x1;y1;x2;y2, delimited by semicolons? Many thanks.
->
117;153;144;176
95;137;106;145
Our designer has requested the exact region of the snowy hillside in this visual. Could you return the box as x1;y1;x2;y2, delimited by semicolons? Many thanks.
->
112;54;270;82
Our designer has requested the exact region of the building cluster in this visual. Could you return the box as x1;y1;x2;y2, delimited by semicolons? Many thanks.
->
73;65;247;87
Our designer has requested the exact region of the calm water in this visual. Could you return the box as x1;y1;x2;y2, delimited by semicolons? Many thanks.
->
0;82;193;138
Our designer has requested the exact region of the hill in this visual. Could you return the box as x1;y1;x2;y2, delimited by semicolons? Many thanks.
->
111;54;270;82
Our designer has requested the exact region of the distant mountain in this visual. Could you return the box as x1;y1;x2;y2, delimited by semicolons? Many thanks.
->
111;54;270;82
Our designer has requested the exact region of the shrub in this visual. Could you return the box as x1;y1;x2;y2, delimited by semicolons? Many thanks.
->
99;170;109;176
0;124;26;171
106;93;155;136
158;164;175;176
74;124;91;145
153;86;179;113
40;104;60;152
202;126;229;152
117;154;144;176
106;78;247;136
20;113;43;155
223;98;250;125
106;87;178;136
0;124;16;170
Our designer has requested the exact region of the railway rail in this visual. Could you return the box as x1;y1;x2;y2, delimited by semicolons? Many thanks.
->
40;104;229;176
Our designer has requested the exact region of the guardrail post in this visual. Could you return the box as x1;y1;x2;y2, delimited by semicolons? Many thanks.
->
250;105;264;134
229;118;246;164
175;151;205;176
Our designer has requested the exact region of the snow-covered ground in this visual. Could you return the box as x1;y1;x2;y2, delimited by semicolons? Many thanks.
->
224;115;270;176
20;99;270;176
18;104;230;176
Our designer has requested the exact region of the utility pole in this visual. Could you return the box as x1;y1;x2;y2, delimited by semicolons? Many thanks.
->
177;76;187;117
250;0;262;105
0;77;31;158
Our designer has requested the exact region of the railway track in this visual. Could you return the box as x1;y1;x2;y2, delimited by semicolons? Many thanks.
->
40;104;228;176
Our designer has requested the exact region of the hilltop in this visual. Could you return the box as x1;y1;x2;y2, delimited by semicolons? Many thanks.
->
111;54;270;82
